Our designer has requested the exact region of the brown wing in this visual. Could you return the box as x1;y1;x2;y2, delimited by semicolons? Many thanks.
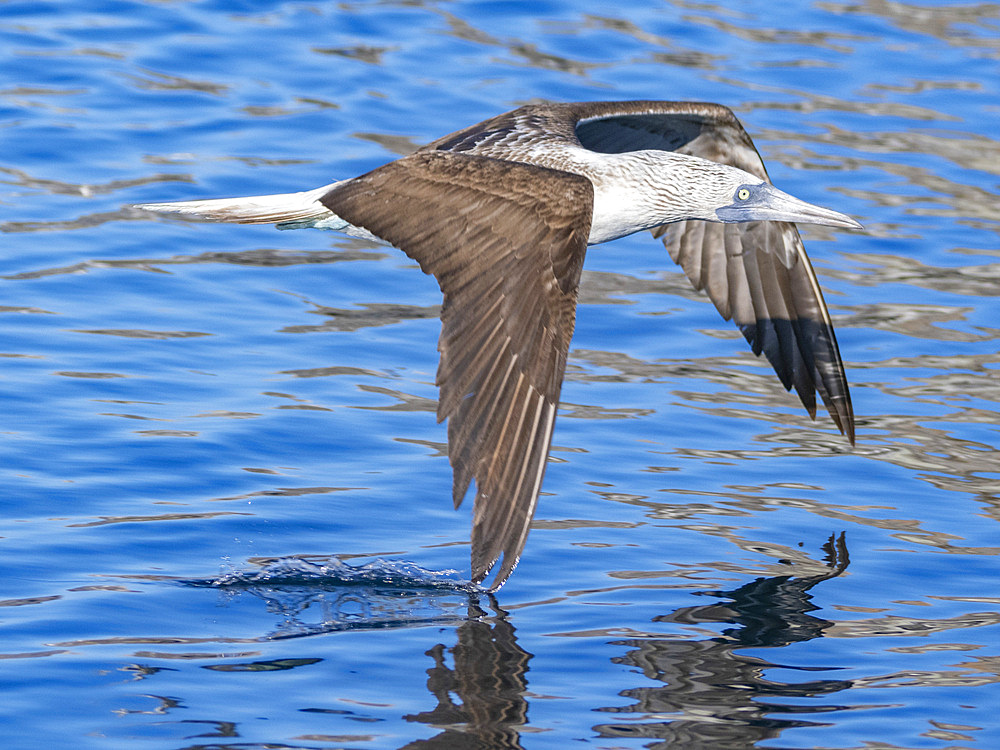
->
321;151;594;588
571;101;854;442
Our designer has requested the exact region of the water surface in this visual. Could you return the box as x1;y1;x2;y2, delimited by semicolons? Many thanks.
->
1;1;998;748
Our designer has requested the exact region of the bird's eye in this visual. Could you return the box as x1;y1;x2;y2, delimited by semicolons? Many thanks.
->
737;188;751;201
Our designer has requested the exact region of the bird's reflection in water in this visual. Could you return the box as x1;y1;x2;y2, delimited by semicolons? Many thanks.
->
401;599;529;749
403;534;851;749
594;533;853;749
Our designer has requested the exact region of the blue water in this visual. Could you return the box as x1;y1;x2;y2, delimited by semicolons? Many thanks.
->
2;1;999;747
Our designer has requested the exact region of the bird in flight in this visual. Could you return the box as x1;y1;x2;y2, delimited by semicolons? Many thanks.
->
135;100;860;590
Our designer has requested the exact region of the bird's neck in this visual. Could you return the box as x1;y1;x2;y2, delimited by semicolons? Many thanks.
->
583;151;712;245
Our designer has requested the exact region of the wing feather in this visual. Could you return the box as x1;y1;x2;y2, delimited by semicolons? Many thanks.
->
320;151;594;587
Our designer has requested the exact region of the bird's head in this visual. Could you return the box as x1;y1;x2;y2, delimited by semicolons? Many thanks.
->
714;177;862;229
669;156;862;229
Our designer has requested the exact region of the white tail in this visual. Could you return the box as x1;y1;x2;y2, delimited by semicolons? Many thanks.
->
133;183;340;228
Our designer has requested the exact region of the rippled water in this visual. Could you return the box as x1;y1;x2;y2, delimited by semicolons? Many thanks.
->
2;1;998;748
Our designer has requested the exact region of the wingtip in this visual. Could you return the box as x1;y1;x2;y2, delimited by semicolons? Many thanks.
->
825;398;856;446
476;560;517;594
843;418;857;446
832;416;856;446
470;547;520;593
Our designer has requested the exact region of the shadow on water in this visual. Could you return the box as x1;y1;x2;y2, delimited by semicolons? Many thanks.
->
180;536;855;748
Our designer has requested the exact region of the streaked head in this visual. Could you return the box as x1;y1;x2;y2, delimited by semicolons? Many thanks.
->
643;153;862;230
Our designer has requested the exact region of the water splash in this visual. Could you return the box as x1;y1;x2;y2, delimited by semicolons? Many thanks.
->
191;556;475;592
181;557;482;639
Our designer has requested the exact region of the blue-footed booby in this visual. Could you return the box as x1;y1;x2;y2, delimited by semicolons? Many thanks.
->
135;101;861;589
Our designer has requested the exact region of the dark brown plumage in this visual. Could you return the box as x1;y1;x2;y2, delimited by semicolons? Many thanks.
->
323;152;593;585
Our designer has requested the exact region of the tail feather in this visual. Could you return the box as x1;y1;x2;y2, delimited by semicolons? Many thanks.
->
133;183;339;226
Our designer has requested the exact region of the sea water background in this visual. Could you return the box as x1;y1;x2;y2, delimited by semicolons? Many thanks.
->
1;1;998;748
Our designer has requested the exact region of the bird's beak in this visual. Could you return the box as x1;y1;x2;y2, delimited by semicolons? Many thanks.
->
716;183;863;230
